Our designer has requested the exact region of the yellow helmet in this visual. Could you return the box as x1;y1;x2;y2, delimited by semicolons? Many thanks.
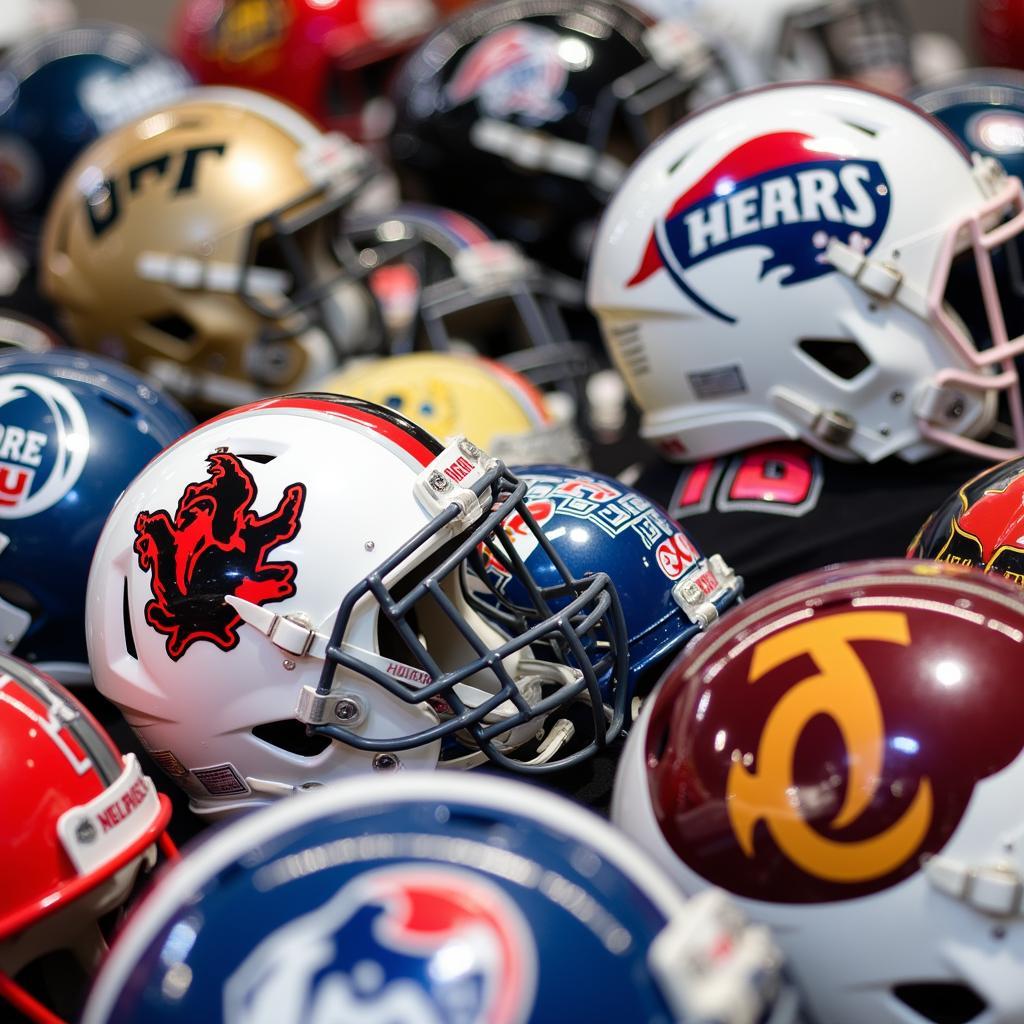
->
320;351;587;466
40;86;394;412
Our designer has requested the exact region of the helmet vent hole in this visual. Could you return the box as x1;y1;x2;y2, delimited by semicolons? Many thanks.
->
100;395;138;419
892;983;987;1024
798;338;871;381
252;720;331;757
237;453;276;464
122;577;137;661
0;580;40;618
146;314;197;344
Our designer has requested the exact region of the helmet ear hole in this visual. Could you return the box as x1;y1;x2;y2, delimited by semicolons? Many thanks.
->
797;338;871;381
891;982;987;1024
122;578;137;661
144;314;198;345
252;720;331;757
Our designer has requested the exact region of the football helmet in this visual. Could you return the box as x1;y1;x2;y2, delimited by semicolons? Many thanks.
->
589;81;1024;466
978;0;1024;72
0;655;175;1024
339;202;598;398
0;23;193;248
390;0;733;275
0;311;62;351
173;0;468;145
41;87;395;414
0;349;193;686
908;455;1024;585
912;69;1024;183
87;394;629;820
82;772;795;1024
472;465;741;701
320;352;588;467
614;558;1024;1024
636;0;914;92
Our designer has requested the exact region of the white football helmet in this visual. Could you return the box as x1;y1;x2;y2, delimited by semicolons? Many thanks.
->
86;394;628;820
633;0;913;90
588;81;1024;464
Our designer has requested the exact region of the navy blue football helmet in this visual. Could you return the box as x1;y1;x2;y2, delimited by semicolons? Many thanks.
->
82;772;796;1024
469;465;741;702
912;69;1024;182
0;349;193;684
0;23;192;246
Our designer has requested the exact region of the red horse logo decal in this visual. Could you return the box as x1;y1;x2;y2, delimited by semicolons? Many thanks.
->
134;451;306;661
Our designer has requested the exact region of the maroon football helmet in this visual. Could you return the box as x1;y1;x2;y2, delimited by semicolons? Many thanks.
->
614;559;1024;1024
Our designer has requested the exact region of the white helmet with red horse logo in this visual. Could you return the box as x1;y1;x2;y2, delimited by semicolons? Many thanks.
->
86;394;629;819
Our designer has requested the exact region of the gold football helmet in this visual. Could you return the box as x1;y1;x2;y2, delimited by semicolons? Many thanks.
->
41;87;395;411
320;351;587;466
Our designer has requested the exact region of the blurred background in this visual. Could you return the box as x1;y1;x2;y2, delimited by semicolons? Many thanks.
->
78;0;973;55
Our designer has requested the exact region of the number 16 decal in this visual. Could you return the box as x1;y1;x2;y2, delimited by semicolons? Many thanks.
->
670;443;822;519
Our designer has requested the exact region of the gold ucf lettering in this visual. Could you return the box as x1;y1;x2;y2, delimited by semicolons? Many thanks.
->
727;611;932;882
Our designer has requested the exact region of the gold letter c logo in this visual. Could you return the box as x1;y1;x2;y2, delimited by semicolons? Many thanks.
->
727;611;933;883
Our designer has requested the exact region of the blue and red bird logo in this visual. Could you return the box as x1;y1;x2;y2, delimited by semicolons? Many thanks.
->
224;864;537;1024
628;131;892;323
447;24;569;123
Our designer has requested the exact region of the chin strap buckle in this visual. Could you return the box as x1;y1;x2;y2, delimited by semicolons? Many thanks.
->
226;596;328;659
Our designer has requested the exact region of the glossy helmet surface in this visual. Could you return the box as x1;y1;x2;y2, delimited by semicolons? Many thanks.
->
173;0;467;144
472;464;741;702
908;454;1024;586
912;69;1024;184
320;352;587;468
87;394;629;820
0;349;193;686
390;0;731;275
978;0;1024;71
82;772;795;1024
40;86;396;414
0;655;175;1024
614;559;1024;1024
339;202;598;399
635;0;913;92
589;81;1024;465
0;23;192;247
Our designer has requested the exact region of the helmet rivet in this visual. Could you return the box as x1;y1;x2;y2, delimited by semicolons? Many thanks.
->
364;540;375;552
282;659;296;671
890;390;904;404
947;399;965;419
373;753;401;771
76;819;97;844
429;470;450;492
458;438;482;461
334;697;362;723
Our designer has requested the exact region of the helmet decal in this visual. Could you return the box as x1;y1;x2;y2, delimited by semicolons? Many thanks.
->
447;24;570;123
627;131;892;324
223;864;537;1024
0;372;90;519
134;451;306;661
199;0;292;66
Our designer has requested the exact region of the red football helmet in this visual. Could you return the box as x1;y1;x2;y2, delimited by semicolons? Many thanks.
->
614;559;1024;1024
173;0;473;143
0;657;176;1024
978;0;1024;69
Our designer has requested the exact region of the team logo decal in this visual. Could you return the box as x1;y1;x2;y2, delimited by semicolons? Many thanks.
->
201;0;290;65
78;61;192;134
224;864;537;1024
627;131;892;324
0;373;89;519
929;466;1024;585
727;613;932;886
134;451;305;661
447;24;569;123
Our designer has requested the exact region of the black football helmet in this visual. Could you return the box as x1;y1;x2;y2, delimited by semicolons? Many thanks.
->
389;0;729;277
